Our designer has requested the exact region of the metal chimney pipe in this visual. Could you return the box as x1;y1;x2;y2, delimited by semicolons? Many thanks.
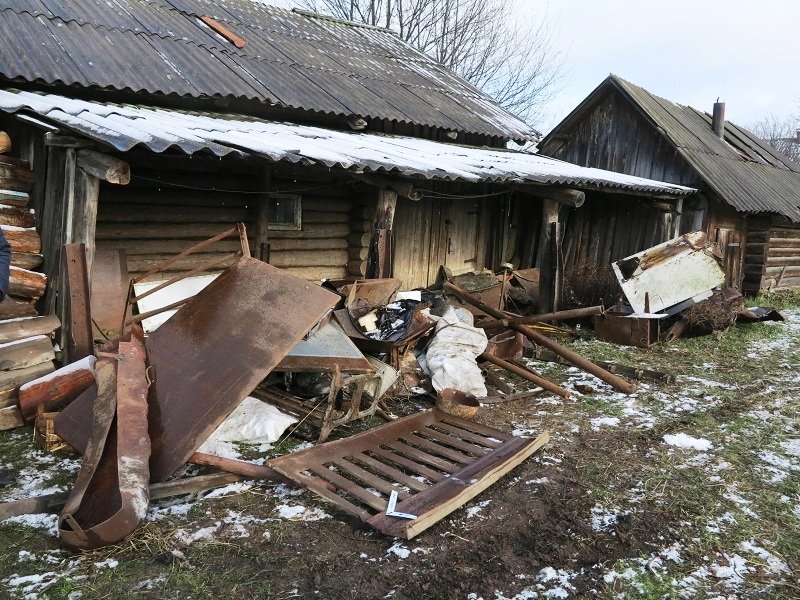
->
712;100;725;139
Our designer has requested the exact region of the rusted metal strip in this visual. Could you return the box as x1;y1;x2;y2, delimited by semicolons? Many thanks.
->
444;283;636;394
132;225;238;284
480;353;570;399
130;251;241;304
476;305;605;329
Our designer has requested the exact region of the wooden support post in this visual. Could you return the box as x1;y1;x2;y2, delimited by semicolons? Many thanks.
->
71;169;99;275
254;167;271;262
367;188;397;278
64;244;93;362
538;199;561;313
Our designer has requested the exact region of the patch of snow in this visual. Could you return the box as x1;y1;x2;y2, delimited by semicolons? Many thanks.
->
174;523;220;545
739;540;789;574
386;543;410;559
203;481;255;499
663;433;713;451
590;417;620;431
537;567;576;598
464;499;491;519
590;505;629;532
709;553;752;590
93;558;118;569
275;503;330;521
2;513;59;536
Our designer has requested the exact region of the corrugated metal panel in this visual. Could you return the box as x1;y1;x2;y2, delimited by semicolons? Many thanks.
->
0;0;538;141
0;89;694;197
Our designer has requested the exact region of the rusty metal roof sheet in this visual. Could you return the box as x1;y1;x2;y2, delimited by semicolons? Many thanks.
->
0;0;538;141
0;89;694;197
542;75;800;221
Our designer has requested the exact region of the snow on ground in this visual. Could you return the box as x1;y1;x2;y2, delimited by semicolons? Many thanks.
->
662;433;713;451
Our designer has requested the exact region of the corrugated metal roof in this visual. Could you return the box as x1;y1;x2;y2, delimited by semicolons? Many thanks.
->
542;75;800;221
0;0;538;141
0;88;694;197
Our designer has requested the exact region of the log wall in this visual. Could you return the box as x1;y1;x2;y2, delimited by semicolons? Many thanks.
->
96;156;358;282
743;221;800;293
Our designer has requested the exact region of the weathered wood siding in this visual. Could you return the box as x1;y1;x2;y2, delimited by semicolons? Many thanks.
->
96;156;355;281
744;219;800;293
539;89;700;186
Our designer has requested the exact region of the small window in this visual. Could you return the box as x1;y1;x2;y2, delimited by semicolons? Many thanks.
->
268;194;302;230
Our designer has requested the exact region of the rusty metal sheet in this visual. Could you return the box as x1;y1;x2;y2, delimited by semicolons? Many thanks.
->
58;328;150;550
146;257;338;482
483;330;524;361
269;409;549;539
90;247;129;340
594;311;667;348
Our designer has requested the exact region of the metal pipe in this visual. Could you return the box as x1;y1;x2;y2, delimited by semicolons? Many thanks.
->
477;305;604;329
444;282;637;394
480;353;571;399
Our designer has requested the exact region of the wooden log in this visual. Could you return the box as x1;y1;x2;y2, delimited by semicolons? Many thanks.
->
0;335;56;371
268;238;347;251
0;190;29;207
96;222;349;240
269;249;348;268
11;253;43;270
0;155;30;170
0;205;35;228
302;197;352;213
19;356;95;421
0;315;60;344
0;361;55;399
0;393;17;409
0;296;38;319
348;246;369;261
98;239;247;255
126;252;240;275
347;259;366;275
279;266;349;281
303;211;349;224
99;205;250;223
0;165;33;192
8;266;47;301
347;231;371;248
76;149;130;185
2;226;40;254
0;406;24;430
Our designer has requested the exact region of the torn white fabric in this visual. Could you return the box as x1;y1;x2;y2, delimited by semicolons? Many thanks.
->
424;306;488;398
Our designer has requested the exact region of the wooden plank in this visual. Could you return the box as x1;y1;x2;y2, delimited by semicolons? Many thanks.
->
418;426;491;456
331;458;411;500
0;204;35;228
429;422;505;448
19;356;94;421
400;433;475;465
0;315;59;344
0;361;55;394
0;335;55;370
368;432;550;539
0;190;29;207
308;464;388;512
2;226;40;254
350;453;430;493
63;244;93;362
0;405;24;430
285;471;373;521
367;447;445;483
11;253;43;271
8;266;47;300
76;149;130;185
438;416;513;441
385;441;459;473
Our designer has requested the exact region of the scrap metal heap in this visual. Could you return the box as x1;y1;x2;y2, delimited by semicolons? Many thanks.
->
2;224;785;551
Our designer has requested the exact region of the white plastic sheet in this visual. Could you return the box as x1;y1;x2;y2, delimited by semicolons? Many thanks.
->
424;306;488;398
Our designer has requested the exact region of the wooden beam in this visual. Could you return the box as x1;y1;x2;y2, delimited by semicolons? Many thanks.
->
367;188;398;278
77;149;130;185
519;186;585;208
354;175;422;201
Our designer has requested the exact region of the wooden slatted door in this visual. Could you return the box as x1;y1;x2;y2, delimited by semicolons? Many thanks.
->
268;410;549;539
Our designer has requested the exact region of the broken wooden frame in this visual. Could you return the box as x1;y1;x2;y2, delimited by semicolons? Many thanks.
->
124;223;251;329
269;409;549;539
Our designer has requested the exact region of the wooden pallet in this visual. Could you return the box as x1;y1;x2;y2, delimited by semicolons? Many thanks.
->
268;409;549;539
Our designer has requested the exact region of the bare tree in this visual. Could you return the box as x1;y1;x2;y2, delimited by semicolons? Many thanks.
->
751;113;800;163
299;0;563;126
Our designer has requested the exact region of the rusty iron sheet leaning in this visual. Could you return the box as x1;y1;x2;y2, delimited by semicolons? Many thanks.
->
58;327;151;550
145;257;339;482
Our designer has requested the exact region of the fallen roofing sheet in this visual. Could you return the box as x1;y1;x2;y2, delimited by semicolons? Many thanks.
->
0;89;696;196
269;409;549;539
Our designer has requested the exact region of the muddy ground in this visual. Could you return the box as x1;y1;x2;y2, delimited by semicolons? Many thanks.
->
1;295;798;599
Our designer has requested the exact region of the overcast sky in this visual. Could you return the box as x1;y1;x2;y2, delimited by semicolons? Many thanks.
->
535;0;800;132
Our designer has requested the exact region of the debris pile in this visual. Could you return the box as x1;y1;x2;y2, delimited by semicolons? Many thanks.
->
596;231;787;346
